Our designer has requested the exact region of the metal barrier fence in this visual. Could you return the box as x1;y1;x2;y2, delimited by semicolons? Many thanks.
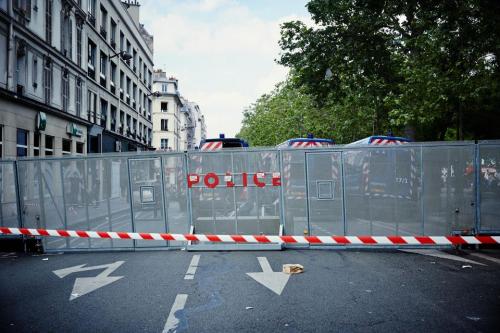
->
1;141;499;250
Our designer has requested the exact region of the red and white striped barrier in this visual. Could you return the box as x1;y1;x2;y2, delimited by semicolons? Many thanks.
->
1;227;499;246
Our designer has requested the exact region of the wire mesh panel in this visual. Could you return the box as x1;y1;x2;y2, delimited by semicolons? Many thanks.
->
129;157;167;247
40;160;67;250
17;161;43;230
162;154;189;246
422;145;475;235
0;162;19;228
478;143;500;232
343;147;422;236
188;150;281;236
62;159;90;249
306;152;344;236
281;150;308;236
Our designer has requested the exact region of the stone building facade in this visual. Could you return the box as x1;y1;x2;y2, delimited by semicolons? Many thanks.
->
0;0;154;159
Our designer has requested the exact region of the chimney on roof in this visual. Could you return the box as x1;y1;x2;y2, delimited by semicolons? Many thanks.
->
122;1;141;27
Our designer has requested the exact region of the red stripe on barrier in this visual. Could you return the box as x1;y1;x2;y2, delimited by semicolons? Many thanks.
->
358;236;377;244
415;236;435;245
117;232;131;239
57;230;69;237
184;234;199;241
160;233;175;241
97;231;111;239
254;235;271;243
306;236;322;244
206;235;222;242
140;233;154;240
0;227;12;234
446;236;466;245
332;236;350;244
476;236;496;244
75;230;88;238
387;236;407;244
281;236;298;243
231;235;247;243
38;229;50;236
20;228;32;236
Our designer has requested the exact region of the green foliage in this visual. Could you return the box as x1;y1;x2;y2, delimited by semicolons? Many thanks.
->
239;0;500;144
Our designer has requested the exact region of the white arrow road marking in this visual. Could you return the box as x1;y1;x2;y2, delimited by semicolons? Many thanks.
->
246;257;290;296
53;261;125;300
163;294;188;333
400;249;486;266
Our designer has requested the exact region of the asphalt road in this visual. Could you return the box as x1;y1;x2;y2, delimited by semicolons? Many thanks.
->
0;248;499;333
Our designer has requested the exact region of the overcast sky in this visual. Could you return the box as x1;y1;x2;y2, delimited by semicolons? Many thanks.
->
138;0;310;138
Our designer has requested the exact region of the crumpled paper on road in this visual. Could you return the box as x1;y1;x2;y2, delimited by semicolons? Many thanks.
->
282;264;304;274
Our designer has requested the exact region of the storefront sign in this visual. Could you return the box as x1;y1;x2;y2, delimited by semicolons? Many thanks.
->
36;112;47;131
67;123;83;137
187;172;281;188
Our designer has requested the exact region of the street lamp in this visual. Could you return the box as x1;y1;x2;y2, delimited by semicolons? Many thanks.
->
109;50;132;61
146;91;161;97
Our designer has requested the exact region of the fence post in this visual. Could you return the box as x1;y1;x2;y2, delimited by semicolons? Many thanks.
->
278;149;286;234
340;151;347;236
184;152;193;231
159;156;169;245
14;161;23;228
474;142;481;234
420;145;425;236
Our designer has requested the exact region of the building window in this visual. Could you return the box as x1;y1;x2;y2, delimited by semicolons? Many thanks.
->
32;56;38;89
13;0;32;20
16;128;28;157
87;39;96;79
110;19;117;49
99;52;106;87
110;62;116;94
62;139;72;155
62;69;69;112
161;139;168;150
119;111;124;133
133;118;137;137
0;126;3;159
126;115;131;135
111;105;117;131
119;70;124;100
161;119;168;131
132;83;137;109
45;135;54;156
60;9;72;58
126;77;131;104
45;0;52;43
87;0;96;25
87;90;97;123
76;21;82;67
43;57;52;104
99;5;107;39
120;31;124;52
100;99;107;127
75;78;82;116
161;102;168;112
34;133;40;157
76;142;84;155
132;49;137;72
162;83;167;92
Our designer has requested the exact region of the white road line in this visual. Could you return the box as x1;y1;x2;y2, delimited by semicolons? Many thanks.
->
184;255;200;280
468;252;500;265
162;294;188;333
